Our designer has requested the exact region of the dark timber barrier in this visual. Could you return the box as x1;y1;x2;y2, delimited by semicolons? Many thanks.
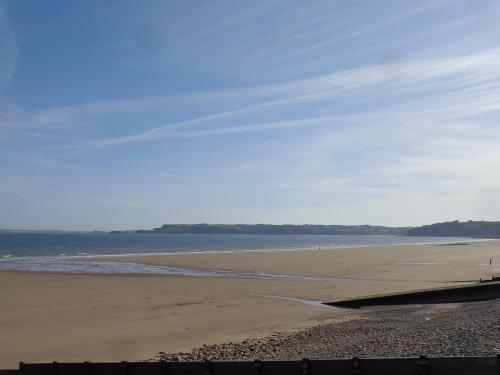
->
326;281;500;308
0;356;497;375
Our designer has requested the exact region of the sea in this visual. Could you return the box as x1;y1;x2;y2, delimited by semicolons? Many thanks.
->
0;232;488;278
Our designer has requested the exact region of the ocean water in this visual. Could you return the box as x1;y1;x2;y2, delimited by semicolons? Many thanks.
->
0;233;487;277
0;232;481;258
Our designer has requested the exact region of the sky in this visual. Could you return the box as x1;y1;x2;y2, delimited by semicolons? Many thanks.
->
1;0;500;230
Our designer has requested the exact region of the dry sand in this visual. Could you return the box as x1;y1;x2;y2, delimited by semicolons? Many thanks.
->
1;240;499;368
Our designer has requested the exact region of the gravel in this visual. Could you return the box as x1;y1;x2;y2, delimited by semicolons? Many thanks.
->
157;299;500;361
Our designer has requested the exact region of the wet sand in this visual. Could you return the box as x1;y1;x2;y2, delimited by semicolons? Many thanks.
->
0;240;499;368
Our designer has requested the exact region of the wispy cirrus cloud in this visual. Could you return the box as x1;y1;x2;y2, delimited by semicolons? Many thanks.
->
6;44;500;132
31;48;500;152
3;0;500;229
117;0;468;79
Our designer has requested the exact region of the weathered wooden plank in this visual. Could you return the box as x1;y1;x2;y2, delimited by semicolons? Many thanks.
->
308;359;352;374
0;370;19;375
125;362;163;375
15;356;500;375
428;356;498;375
210;361;254;375
355;358;418;375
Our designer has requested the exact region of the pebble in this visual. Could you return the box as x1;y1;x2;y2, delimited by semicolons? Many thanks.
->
156;299;499;361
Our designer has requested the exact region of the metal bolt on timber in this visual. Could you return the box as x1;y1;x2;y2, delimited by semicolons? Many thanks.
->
120;361;128;375
253;359;262;375
204;360;212;375
417;355;430;375
84;361;92;375
301;358;310;375
351;357;362;375
51;361;59;375
160;361;168;375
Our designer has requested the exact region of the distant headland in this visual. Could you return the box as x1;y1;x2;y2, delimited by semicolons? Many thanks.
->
2;221;500;237
107;221;500;237
405;220;500;238
129;224;408;235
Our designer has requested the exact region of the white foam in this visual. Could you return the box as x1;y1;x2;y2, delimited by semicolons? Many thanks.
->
0;257;469;284
0;257;351;281
33;237;493;260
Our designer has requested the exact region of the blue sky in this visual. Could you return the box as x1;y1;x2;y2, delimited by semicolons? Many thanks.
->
1;0;500;230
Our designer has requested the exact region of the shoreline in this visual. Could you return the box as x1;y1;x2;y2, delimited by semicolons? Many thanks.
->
1;239;498;279
0;236;494;262
1;241;499;367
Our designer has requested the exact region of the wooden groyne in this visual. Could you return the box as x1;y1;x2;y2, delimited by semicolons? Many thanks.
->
327;281;500;308
0;356;497;375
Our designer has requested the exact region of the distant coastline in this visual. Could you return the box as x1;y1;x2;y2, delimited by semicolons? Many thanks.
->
110;221;500;238
406;220;500;238
3;220;500;238
111;224;409;236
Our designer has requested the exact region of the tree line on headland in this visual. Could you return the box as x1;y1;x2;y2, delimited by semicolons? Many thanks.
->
134;224;408;235
108;221;500;237
405;220;500;238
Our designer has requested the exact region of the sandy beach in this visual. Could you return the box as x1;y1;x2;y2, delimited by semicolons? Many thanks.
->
1;240;499;368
